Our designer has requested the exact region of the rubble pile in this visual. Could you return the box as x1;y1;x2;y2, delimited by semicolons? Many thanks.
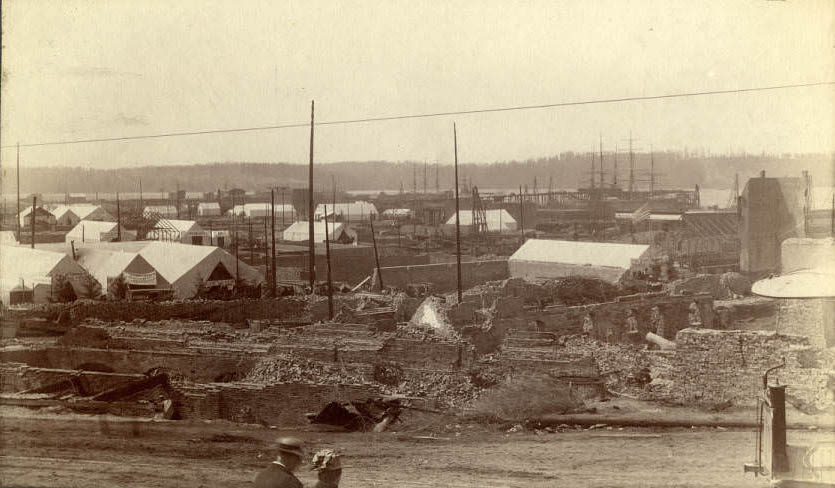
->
554;335;653;396
244;354;370;386
388;371;483;408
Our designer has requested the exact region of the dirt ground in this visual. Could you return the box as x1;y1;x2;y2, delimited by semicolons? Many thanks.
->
4;406;827;488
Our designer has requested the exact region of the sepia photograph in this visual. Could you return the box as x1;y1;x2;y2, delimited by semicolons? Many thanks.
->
0;1;833;486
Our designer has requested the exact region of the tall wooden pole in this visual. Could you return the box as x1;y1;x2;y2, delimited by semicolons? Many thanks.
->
599;134;604;189
324;203;333;319
519;185;525;239
271;189;277;297
248;217;254;263
116;192;121;241
30;196;36;248
263;210;268;281
453;124;462;303
308;100;316;293
16;143;21;241
370;215;383;292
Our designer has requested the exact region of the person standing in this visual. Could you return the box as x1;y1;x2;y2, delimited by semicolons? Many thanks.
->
254;437;305;488
311;449;345;488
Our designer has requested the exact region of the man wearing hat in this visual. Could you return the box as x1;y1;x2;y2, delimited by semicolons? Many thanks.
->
311;449;344;488
254;437;305;488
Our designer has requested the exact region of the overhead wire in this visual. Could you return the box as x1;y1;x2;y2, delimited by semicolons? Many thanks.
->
2;80;832;149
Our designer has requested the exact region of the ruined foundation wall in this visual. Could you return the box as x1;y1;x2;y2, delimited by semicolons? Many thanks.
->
7;298;309;325
0;346;265;383
0;362;146;393
176;382;380;426
372;260;509;293
494;293;715;343
661;328;835;409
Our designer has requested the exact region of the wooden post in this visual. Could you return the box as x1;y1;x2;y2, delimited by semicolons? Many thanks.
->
370;215;383;291
116;192;121;241
519;185;525;240
308;100;316;293
271;189;277;298
248;217;253;263
31;196;36;248
453;124;462;303
324;203;333;319
16;143;21;241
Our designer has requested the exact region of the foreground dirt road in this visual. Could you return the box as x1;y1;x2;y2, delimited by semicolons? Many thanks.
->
1;407;815;488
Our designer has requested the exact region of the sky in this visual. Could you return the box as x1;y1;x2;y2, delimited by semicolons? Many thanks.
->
1;0;833;169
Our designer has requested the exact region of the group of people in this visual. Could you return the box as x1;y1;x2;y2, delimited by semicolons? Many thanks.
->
255;437;344;488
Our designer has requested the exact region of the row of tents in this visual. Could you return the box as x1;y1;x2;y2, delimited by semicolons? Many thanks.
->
0;241;262;306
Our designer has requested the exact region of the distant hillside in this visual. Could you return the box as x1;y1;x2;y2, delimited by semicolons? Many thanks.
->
2;152;832;196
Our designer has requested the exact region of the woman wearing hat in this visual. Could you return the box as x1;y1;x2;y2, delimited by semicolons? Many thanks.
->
254;437;305;488
310;449;345;488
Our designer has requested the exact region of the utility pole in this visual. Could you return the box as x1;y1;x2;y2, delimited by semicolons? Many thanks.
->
649;146;655;197
281;189;285;227
323;203;333;319
248;217;253;263
453;124;462;303
30;196;36;248
519;185;525;239
423;160;427;194
413;164;418;237
435;160;439;193
308;100;316;293
628;131;634;200
16;143;21;241
270;190;276;297
176;182;181;219
139;179;144;214
232;194;239;285
370;215;383;292
116;192;121;241
613;145;618;188
599;134;605;189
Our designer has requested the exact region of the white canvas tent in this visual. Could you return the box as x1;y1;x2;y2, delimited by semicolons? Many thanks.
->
65;221;135;243
314;201;378;222
51;241;263;299
0;245;90;305
509;239;651;283
197;202;221;216
229;203;296;219
445;209;517;233
147;219;207;245
282;221;357;244
51;205;113;227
